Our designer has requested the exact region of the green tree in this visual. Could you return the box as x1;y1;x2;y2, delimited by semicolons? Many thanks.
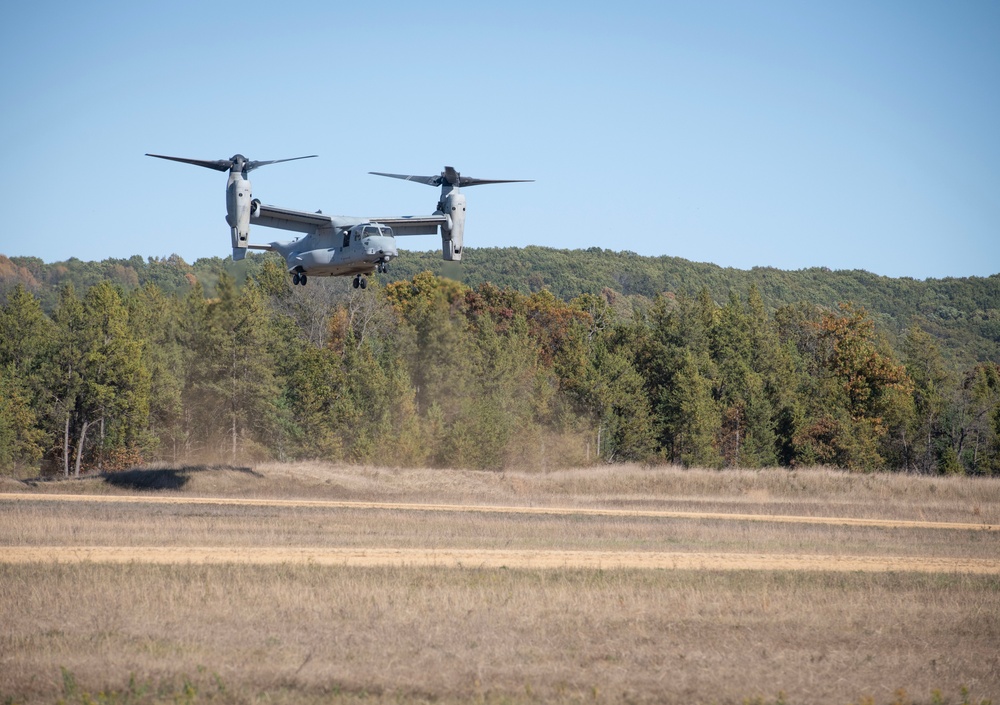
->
339;328;422;466
187;273;281;461
177;278;209;458
0;365;46;472
463;314;543;468
946;363;1000;475
0;284;52;378
393;274;477;430
670;349;722;467
47;283;87;475
711;289;778;467
571;337;657;463
903;325;951;472
0;285;52;471
78;282;151;472
129;284;185;463
40;282;150;475
279;342;347;460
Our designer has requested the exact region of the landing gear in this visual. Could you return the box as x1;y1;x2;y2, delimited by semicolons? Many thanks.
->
352;274;367;289
292;271;308;286
376;260;390;274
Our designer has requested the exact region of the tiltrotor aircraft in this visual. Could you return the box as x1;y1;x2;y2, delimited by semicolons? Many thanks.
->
146;153;531;288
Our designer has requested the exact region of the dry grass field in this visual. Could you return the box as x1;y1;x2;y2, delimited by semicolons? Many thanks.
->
1;463;998;704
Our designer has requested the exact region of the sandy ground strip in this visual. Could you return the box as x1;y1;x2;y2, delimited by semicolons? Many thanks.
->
2;546;998;573
1;492;995;532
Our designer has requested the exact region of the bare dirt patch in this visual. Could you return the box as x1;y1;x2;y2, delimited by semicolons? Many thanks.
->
7;463;1000;524
2;492;995;532
3;545;998;574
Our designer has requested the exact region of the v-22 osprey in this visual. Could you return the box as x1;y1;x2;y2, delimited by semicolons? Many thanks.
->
146;153;531;288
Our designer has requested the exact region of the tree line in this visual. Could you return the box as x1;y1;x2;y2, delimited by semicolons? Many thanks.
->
6;249;998;370
1;257;998;475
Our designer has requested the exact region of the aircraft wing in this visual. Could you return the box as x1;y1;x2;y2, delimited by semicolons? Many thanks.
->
252;204;447;237
252;204;337;234
372;215;449;237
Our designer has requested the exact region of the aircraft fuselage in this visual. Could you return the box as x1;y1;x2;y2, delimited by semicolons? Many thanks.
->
269;223;398;277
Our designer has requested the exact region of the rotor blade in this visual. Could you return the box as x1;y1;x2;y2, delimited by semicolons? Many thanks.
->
369;172;442;187
445;167;532;187
371;169;533;188
459;177;535;187
145;154;233;172
245;155;318;172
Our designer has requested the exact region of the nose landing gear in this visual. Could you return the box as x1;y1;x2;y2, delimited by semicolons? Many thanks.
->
292;271;308;286
352;275;367;289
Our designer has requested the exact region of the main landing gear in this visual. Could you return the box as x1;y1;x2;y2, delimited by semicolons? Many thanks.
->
292;271;308;286
352;275;368;289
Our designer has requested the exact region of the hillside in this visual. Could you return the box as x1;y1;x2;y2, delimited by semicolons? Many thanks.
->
3;248;998;367
391;248;1000;365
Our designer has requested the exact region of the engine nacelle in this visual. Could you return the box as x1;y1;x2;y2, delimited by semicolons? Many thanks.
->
440;191;466;261
226;173;252;253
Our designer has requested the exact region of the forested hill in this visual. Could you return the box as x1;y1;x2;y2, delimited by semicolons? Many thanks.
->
2;249;1000;476
391;248;1000;362
3;248;998;367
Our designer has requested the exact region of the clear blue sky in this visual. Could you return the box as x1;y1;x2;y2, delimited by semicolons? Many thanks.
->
1;1;998;280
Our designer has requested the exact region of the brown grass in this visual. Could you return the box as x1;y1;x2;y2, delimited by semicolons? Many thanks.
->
1;463;999;704
8;462;1000;521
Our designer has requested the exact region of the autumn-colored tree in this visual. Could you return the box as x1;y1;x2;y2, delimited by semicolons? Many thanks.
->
812;303;913;469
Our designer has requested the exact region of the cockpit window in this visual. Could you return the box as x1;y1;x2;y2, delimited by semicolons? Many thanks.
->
358;225;392;238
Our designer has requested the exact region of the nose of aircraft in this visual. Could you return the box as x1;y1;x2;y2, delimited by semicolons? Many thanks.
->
366;235;398;257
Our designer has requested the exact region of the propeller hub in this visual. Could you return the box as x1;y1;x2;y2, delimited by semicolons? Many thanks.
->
231;155;248;175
